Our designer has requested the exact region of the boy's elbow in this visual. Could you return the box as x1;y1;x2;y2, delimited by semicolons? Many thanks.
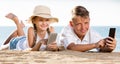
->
67;43;85;52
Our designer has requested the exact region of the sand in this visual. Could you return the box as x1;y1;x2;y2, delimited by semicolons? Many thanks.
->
0;50;120;64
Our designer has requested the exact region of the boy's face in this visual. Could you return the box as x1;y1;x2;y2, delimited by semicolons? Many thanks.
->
71;16;90;38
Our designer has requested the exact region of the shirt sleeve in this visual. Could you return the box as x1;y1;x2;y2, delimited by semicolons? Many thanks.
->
60;25;76;49
89;30;103;52
90;30;103;44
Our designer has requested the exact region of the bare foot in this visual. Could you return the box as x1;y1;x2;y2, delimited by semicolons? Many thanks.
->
5;13;17;20
5;13;20;24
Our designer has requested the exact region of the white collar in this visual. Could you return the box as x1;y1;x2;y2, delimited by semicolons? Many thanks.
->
68;25;91;43
72;29;90;43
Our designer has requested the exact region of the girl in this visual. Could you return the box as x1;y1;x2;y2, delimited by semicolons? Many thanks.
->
0;5;59;51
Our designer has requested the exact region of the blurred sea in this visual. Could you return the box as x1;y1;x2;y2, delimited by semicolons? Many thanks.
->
0;26;120;52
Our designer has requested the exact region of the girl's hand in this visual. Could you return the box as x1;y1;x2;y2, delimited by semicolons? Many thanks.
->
38;39;48;45
47;42;58;51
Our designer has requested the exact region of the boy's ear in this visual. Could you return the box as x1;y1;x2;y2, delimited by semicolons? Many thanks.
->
69;21;73;27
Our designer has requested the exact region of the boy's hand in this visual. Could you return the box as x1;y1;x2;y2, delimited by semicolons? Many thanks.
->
105;37;116;50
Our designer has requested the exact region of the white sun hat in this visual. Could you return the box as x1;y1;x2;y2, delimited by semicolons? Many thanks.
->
29;5;58;23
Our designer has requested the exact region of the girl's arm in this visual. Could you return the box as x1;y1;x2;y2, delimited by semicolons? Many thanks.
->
31;39;47;51
27;27;35;48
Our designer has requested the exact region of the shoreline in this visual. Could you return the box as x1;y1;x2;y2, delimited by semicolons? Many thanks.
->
0;50;120;64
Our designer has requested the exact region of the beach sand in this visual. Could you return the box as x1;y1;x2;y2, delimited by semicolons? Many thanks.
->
0;50;120;64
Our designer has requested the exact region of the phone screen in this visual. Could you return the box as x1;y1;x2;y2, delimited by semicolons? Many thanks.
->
108;28;116;38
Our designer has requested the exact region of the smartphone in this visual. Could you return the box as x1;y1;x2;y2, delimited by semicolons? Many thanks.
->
47;33;57;44
108;28;116;38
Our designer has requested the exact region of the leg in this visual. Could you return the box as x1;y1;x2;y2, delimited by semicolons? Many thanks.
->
4;30;17;45
4;13;25;45
5;13;25;36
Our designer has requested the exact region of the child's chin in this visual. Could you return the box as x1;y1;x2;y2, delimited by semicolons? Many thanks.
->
41;28;48;31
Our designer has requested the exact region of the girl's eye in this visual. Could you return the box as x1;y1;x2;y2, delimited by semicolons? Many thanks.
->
46;19;49;21
39;19;43;21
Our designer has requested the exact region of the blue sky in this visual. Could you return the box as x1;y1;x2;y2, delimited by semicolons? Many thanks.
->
0;0;120;26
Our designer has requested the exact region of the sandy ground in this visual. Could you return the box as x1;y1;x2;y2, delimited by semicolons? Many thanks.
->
0;50;120;64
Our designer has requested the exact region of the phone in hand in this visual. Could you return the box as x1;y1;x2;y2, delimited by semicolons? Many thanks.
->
108;28;116;41
47;33;57;45
108;28;116;38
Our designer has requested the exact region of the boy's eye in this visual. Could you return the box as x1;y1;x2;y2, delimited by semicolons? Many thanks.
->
75;23;81;26
85;22;88;24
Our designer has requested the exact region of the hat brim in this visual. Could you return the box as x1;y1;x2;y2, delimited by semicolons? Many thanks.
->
29;15;58;23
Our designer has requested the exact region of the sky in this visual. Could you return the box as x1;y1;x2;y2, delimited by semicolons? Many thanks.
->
0;0;120;26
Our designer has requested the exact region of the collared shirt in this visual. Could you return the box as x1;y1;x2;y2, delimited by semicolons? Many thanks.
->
61;25;103;51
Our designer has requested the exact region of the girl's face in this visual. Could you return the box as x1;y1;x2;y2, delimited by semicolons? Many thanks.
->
33;16;50;31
